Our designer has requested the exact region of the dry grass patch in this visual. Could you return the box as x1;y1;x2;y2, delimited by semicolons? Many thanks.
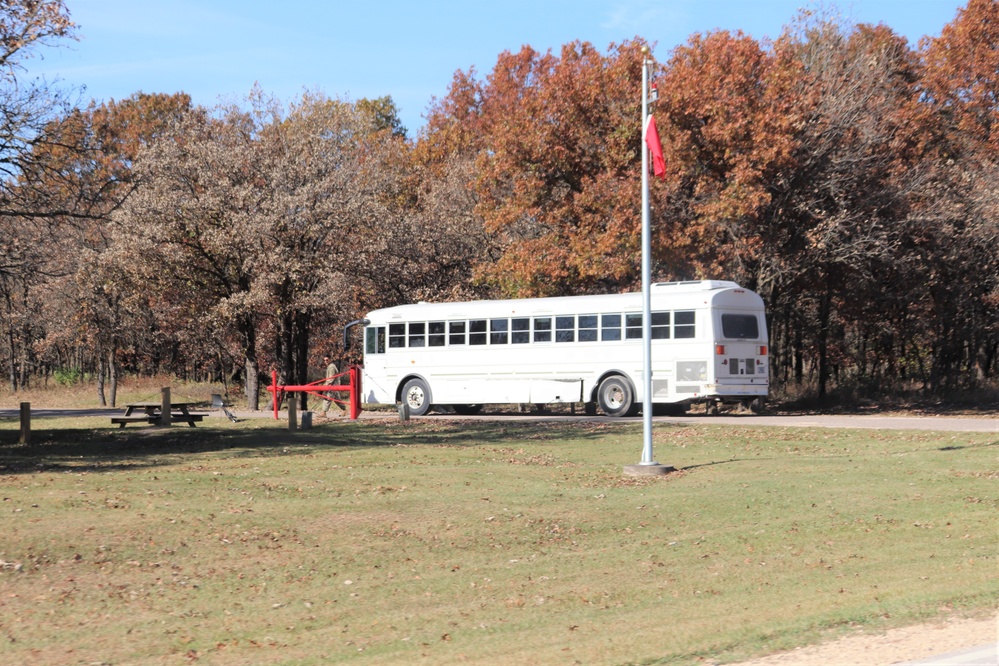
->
0;416;995;664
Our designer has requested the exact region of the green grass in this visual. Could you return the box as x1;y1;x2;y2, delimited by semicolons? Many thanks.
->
0;416;996;665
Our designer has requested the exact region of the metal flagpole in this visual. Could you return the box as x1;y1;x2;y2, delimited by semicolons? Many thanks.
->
625;47;673;478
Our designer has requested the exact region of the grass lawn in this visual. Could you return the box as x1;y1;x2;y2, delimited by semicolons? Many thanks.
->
0;415;996;665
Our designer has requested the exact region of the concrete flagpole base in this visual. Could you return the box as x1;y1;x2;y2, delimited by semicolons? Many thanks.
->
623;463;676;477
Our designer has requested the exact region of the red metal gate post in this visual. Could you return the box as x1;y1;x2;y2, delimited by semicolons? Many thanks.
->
269;370;279;420
349;365;362;420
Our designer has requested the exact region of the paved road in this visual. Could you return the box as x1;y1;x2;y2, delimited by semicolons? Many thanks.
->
899;642;999;665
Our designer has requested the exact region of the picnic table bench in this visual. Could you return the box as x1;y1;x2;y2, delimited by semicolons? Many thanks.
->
112;401;206;428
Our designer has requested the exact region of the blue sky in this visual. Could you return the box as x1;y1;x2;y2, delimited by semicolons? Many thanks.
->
31;0;965;136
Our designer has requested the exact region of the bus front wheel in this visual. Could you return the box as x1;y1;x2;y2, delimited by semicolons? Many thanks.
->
401;378;433;416
597;376;634;417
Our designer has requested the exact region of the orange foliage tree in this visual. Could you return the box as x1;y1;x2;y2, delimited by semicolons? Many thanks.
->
424;40;649;297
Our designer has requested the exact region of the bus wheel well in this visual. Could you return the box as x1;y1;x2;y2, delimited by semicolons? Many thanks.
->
590;371;634;404
398;375;433;417
594;372;637;418
395;374;428;403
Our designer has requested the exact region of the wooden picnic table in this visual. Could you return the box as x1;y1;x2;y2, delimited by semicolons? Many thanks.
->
112;401;205;428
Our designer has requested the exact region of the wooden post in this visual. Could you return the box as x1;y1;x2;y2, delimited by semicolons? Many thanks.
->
19;402;30;445
301;411;312;430
288;397;297;432
160;387;172;427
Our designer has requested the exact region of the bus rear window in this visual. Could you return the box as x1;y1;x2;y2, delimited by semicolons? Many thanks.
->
721;314;759;339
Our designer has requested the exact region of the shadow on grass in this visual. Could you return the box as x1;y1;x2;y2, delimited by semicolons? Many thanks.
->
938;440;999;452
0;417;633;475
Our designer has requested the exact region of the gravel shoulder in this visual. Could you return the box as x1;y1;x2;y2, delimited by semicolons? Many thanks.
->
729;612;998;666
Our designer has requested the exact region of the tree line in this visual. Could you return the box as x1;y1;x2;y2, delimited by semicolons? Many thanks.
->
1;0;996;408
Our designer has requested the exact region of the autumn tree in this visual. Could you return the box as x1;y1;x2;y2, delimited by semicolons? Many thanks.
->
916;0;999;389
29;93;199;404
108;90;418;408
421;40;650;297
0;0;76;389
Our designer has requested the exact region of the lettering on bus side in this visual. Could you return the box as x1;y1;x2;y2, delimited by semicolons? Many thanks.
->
373;310;697;349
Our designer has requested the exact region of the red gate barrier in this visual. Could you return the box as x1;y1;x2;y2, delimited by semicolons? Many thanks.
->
267;365;362;420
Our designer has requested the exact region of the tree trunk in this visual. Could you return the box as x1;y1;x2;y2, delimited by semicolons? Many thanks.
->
6;325;17;391
245;356;260;411
817;286;832;399
240;318;260;410
109;347;118;408
793;317;804;386
295;311;311;411
97;351;107;406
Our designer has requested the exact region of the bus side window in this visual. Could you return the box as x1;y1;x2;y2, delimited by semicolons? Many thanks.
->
490;318;509;345
449;321;466;345
651;312;671;339
512;318;530;344
578;314;598;342
601;314;622;341
469;320;487;345
365;326;385;354
556;316;575;343
429;321;445;347
534;317;552;343
625;313;642;339
409;322;426;347
674;310;696;338
389;323;405;348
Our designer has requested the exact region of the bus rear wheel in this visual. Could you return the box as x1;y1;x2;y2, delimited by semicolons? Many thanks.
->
401;378;433;416
597;375;634;417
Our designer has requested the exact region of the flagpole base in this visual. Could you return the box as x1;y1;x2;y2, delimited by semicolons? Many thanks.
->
623;463;675;477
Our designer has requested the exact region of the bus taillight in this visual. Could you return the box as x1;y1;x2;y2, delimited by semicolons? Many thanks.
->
715;345;726;355
758;345;767;356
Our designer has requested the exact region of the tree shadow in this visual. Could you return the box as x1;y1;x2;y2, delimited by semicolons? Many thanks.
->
0;417;617;475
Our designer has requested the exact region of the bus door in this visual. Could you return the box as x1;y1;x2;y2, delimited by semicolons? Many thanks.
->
361;324;392;405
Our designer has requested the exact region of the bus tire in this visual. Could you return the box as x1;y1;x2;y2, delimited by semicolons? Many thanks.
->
597;375;634;418
401;378;433;416
452;404;482;415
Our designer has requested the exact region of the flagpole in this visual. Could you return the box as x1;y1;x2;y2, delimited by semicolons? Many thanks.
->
625;46;674;478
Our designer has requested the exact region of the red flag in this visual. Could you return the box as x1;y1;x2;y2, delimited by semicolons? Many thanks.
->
644;114;666;180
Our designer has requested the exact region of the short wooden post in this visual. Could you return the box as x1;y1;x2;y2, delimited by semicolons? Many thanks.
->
160;387;172;427
301;411;312;430
19;402;30;445
398;402;410;421
288;397;297;432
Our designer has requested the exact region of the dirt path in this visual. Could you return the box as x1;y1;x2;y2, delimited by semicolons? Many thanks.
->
730;613;997;665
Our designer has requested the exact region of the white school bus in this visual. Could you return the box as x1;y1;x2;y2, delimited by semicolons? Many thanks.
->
358;280;768;416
